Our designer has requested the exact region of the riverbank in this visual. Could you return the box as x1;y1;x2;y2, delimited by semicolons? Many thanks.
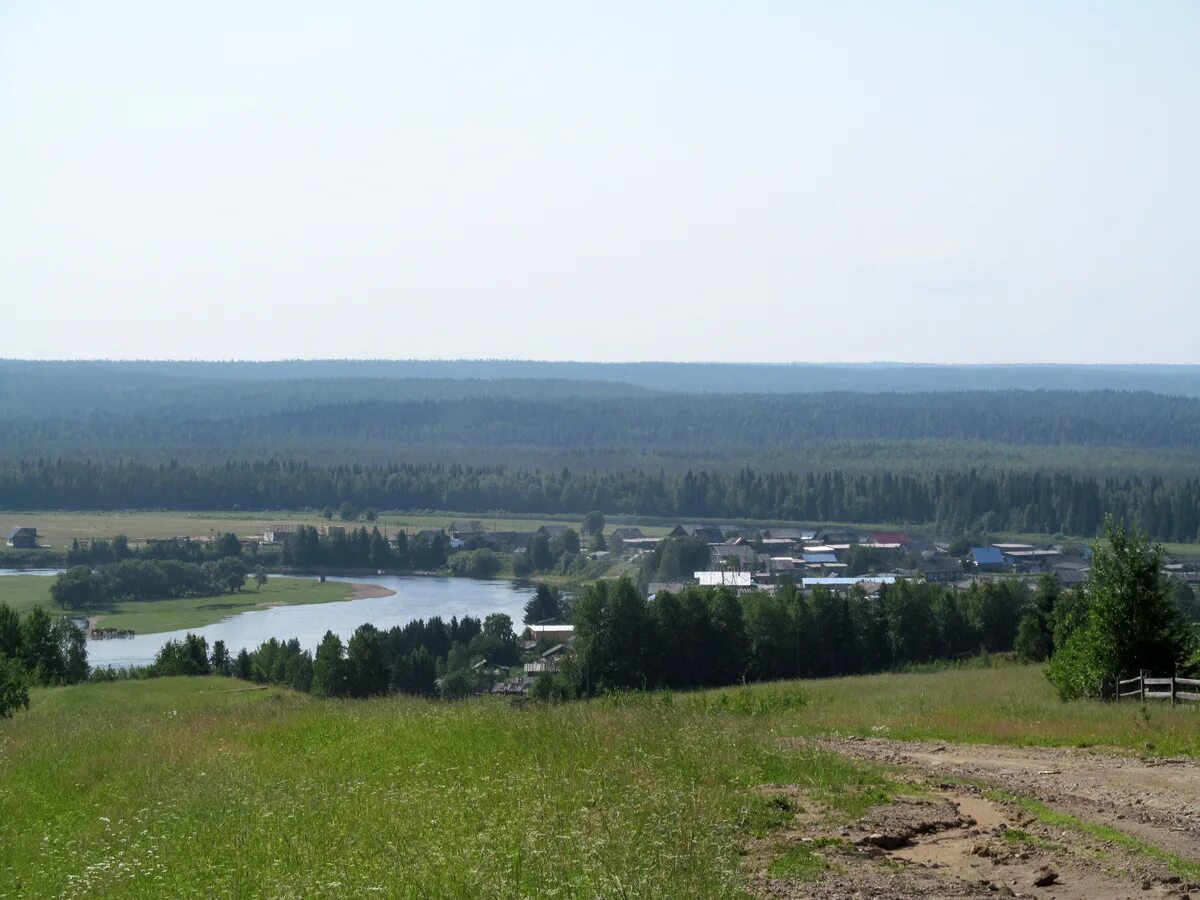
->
0;576;391;634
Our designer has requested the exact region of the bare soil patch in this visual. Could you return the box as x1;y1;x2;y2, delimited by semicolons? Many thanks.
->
823;737;1200;864
347;582;396;600
750;738;1200;899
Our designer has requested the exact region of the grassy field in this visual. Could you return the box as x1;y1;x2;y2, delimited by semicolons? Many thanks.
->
691;660;1200;757
3;666;1200;896
0;678;892;899
0;576;354;633
0;510;677;549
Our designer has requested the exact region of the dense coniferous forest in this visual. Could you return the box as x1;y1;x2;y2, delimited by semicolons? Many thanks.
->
2;361;1198;540
3;378;1200;475
3;459;1200;541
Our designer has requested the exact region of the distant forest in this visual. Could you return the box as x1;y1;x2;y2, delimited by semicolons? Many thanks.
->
2;360;1198;539
4;359;1200;395
3;460;1199;542
2;377;1199;475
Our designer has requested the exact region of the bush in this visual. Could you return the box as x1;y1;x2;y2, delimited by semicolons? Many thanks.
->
448;549;501;579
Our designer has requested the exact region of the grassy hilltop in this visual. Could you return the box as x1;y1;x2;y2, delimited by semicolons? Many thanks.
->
4;665;1200;897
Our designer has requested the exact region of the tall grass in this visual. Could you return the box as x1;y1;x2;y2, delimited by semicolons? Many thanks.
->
6;665;1199;897
0;678;890;898
691;663;1200;756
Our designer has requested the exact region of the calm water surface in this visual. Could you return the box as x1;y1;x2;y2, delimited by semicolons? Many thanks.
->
0;571;534;668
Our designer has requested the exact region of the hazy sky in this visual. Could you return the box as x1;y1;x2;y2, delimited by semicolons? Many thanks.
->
3;2;1197;363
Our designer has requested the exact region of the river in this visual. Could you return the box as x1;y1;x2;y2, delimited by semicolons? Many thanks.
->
0;571;535;668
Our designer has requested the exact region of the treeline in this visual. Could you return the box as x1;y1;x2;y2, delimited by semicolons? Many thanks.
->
5;459;1200;541
51;558;256;609
536;577;1029;698
281;525;444;570
0;605;88;717
7;391;1200;467
144;612;518;700
64;532;264;566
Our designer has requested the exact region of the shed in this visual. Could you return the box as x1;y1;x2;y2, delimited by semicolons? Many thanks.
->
5;526;38;549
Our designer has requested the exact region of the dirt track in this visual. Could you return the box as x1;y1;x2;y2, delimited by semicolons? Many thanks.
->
754;738;1200;899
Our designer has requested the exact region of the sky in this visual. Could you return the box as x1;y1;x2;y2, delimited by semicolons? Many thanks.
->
2;2;1197;363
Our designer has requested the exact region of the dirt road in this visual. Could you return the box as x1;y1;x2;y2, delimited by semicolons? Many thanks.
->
753;738;1200;899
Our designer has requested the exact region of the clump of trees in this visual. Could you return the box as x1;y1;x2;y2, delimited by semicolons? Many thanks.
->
511;529;586;578
639;536;711;586
66;532;251;567
50;557;248;610
538;575;1029;698
144;612;521;701
0;603;89;717
1045;519;1195;700
523;584;562;624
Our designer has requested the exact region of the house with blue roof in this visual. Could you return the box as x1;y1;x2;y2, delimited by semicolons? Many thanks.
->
970;546;1007;571
803;552;839;565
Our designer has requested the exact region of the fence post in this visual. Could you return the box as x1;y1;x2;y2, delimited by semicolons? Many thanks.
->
1140;669;1147;702
1172;671;1177;708
1116;673;1121;704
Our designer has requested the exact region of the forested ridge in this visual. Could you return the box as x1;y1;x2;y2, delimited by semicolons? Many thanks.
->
4;390;1200;471
5;358;1200;395
3;362;1198;539
4;459;1200;541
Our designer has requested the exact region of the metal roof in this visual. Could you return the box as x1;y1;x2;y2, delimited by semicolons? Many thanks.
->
972;547;1005;565
803;576;898;586
695;571;754;587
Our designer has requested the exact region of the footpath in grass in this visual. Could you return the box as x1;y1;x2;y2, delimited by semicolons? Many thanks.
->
0;678;894;898
0;576;355;633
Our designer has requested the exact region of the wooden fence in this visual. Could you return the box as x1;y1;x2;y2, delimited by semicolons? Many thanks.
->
1115;672;1200;705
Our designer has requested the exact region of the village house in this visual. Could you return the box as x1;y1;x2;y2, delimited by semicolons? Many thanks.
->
761;527;815;543
525;623;575;643
917;556;965;584
449;520;485;540
1049;558;1091;587
5;526;38;549
262;524;296;544
970;546;1008;572
802;575;898;594
711;543;760;569
695;570;754;589
609;527;644;542
669;524;725;543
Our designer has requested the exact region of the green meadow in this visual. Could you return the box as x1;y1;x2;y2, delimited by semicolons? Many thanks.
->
0;678;890;899
691;660;1200;757
3;664;1200;897
0;576;354;633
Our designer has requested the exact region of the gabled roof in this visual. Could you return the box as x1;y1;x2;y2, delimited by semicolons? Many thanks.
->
803;552;838;564
971;547;1005;566
5;526;35;540
870;532;911;545
609;527;644;540
763;528;815;541
538;524;570;537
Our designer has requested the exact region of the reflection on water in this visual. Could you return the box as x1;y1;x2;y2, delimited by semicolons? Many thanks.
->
1;571;535;668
